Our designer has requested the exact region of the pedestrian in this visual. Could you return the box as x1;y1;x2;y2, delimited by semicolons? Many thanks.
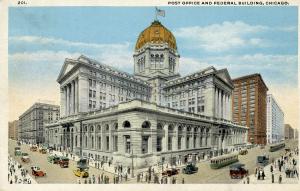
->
78;179;81;184
246;176;250;184
279;175;282;184
84;178;87;184
92;174;95;184
255;167;257;177
88;177;92;184
182;178;185;184
271;173;274;183
262;171;265;180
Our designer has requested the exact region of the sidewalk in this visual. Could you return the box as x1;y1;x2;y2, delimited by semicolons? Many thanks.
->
8;156;37;184
239;156;299;184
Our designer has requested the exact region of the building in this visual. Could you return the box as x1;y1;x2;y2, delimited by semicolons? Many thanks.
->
19;102;60;144
266;94;284;144
8;120;19;140
45;20;248;169
294;129;298;139
284;124;294;140
232;74;268;145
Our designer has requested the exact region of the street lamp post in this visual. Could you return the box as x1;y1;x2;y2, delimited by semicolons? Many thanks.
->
131;145;134;178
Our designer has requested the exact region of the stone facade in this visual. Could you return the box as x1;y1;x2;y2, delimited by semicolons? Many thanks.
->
284;124;294;140
8;120;19;140
19;103;60;144
266;94;284;144
45;100;247;168
45;20;248;169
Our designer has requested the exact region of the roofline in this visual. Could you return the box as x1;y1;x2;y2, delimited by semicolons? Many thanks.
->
232;73;268;91
19;102;60;119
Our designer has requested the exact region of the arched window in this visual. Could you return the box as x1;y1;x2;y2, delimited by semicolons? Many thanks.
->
90;126;94;133
168;124;174;131
157;123;163;130
114;123;118;130
75;135;78;147
91;136;94;148
142;121;151;128
123;121;131;128
85;136;88;148
105;124;109;131
97;125;101;133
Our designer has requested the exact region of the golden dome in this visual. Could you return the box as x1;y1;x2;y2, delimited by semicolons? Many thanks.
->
135;20;177;51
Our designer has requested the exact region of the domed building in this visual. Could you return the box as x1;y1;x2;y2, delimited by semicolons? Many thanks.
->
133;20;180;80
44;19;248;171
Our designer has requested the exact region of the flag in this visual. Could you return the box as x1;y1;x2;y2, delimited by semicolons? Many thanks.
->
156;7;165;17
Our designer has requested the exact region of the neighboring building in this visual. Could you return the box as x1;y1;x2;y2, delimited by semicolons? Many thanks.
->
295;129;298;139
284;124;294;140
8;120;19;140
45;20;248;169
19;102;60;144
232;74;268;145
266;94;284;144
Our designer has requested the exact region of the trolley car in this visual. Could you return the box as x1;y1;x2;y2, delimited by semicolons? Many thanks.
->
210;153;239;169
269;142;285;152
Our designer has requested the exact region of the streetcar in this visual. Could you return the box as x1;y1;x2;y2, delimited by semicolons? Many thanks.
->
269;142;285;152
210;153;239;169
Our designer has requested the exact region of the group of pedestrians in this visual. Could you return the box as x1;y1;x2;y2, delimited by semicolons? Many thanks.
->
77;173;112;184
8;156;34;184
247;146;299;184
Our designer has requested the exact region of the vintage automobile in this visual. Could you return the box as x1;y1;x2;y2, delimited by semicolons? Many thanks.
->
239;149;248;155
30;145;38;152
257;155;269;166
31;166;46;177
14;147;22;156
58;156;69;168
162;168;179;177
39;148;47;154
21;153;30;163
182;163;198;174
229;163;248;179
73;168;89;178
47;155;60;164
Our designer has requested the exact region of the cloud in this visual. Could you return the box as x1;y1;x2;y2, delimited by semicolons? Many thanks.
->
180;54;297;85
9;36;130;50
174;21;296;53
9;36;134;73
174;21;269;52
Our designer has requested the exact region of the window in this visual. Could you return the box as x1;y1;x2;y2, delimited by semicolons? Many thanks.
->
98;136;101;150
178;137;181;150
168;136;172;151
125;136;131;153
142;136;149;154
89;90;92;98
156;137;162;152
93;91;96;98
106;136;109;151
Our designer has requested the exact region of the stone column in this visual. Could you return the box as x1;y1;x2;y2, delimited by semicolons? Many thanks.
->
64;86;67;116
228;95;232;121
70;81;74;114
219;90;222;118
163;124;168;151
74;79;77;114
75;78;78;113
172;126;178;151
214;87;218;117
182;126;187;149
223;94;227;119
66;84;70;115
60;87;65;117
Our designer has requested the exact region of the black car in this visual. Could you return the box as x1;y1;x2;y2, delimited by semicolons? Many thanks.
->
182;163;198;174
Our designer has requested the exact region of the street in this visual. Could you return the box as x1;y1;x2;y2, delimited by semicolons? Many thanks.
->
8;139;298;184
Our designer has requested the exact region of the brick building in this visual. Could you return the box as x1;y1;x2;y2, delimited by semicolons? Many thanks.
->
232;74;268;145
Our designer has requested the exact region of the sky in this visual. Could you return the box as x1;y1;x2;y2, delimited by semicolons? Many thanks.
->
8;6;298;129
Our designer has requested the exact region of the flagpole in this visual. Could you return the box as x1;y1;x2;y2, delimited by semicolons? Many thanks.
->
155;7;157;21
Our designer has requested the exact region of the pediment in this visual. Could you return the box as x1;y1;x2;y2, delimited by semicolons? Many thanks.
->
216;69;234;87
57;59;77;82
